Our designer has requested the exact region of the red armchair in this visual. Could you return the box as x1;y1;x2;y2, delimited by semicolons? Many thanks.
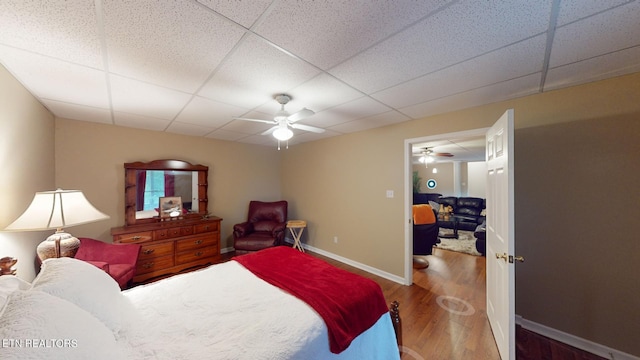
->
233;201;288;255
74;237;141;289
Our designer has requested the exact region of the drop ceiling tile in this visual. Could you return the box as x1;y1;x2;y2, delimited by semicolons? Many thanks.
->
237;134;278;146
219;119;273;135
175;96;249;128
103;0;245;93
198;34;321;108
0;0;103;67
401;73;541;119
303;97;392;128
42;100;112;125
328;111;412;133
286;129;343;145
196;0;273;28
205;129;249;142
556;0;632;26
254;0;451;69
109;75;192;120
282;74;365;113
372;34;547;109
0;46;109;109
165;122;215;137
113;112;171;132
549;1;640;67
330;0;552;94
544;45;640;91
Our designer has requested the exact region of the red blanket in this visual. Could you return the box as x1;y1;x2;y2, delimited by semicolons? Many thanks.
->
234;247;389;354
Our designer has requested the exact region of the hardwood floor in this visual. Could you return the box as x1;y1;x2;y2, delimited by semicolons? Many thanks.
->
309;248;606;360
313;248;498;359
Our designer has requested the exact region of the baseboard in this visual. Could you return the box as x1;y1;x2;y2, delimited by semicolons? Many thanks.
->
220;246;234;254
516;315;639;360
284;240;406;285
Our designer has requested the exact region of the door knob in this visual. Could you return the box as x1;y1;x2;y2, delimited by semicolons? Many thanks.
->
496;253;509;261
496;253;525;263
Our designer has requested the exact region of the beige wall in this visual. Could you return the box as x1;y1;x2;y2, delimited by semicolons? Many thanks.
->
54;118;283;250
281;71;640;356
515;117;640;355
466;162;487;198
0;65;55;281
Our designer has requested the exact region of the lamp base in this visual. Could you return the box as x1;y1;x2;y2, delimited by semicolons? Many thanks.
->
36;231;80;261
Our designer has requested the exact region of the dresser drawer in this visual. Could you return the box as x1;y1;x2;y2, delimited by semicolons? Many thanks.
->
155;226;193;240
139;241;174;260
194;222;218;234
175;235;217;252
175;246;218;265
136;254;174;275
114;231;153;243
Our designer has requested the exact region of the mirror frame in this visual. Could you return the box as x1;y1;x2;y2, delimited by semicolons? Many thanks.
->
124;159;208;226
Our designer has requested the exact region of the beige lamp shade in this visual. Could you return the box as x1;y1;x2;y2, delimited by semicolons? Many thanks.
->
5;189;110;260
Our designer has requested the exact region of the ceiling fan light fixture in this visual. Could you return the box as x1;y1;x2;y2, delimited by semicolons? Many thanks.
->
273;127;293;141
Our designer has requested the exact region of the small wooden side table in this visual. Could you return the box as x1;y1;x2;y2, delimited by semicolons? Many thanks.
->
286;220;307;252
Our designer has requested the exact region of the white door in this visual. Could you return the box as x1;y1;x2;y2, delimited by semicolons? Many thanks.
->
486;109;516;359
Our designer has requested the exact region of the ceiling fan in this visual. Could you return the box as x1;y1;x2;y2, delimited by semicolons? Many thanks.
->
413;147;454;167
234;94;325;146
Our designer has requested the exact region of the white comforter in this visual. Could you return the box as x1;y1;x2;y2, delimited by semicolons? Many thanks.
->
118;261;400;360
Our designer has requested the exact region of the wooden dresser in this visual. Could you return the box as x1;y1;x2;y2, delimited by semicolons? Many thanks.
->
111;216;222;283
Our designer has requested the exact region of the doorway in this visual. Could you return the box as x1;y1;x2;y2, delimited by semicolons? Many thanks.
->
403;127;489;284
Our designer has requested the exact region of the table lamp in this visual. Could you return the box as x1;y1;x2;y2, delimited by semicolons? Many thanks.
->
4;189;110;261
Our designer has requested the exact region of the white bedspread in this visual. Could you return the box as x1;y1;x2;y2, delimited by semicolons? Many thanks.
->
118;261;400;360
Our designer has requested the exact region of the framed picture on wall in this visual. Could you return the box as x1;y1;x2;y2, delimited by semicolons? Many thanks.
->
159;196;182;218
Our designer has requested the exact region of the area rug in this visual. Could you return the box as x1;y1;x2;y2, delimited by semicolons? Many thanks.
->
436;230;482;256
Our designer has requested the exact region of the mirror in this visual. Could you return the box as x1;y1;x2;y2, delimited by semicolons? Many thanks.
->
124;160;208;226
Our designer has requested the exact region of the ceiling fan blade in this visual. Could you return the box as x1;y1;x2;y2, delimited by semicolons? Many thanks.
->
261;126;278;136
290;123;325;133
287;108;314;123
434;152;454;157
234;117;275;125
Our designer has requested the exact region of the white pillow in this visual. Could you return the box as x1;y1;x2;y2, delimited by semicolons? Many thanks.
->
31;257;124;336
0;275;31;308
0;290;124;360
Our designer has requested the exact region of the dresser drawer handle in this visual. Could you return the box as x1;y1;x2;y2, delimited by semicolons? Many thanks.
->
194;240;203;245
132;236;142;240
194;251;203;257
142;262;154;269
143;249;155;255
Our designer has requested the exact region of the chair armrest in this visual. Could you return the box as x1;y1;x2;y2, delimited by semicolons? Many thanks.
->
233;222;254;239
82;260;110;273
272;222;287;244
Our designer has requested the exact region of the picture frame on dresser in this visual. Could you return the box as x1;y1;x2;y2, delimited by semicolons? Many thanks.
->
159;196;182;218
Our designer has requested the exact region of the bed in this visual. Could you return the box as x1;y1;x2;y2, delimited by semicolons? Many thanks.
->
0;247;401;360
